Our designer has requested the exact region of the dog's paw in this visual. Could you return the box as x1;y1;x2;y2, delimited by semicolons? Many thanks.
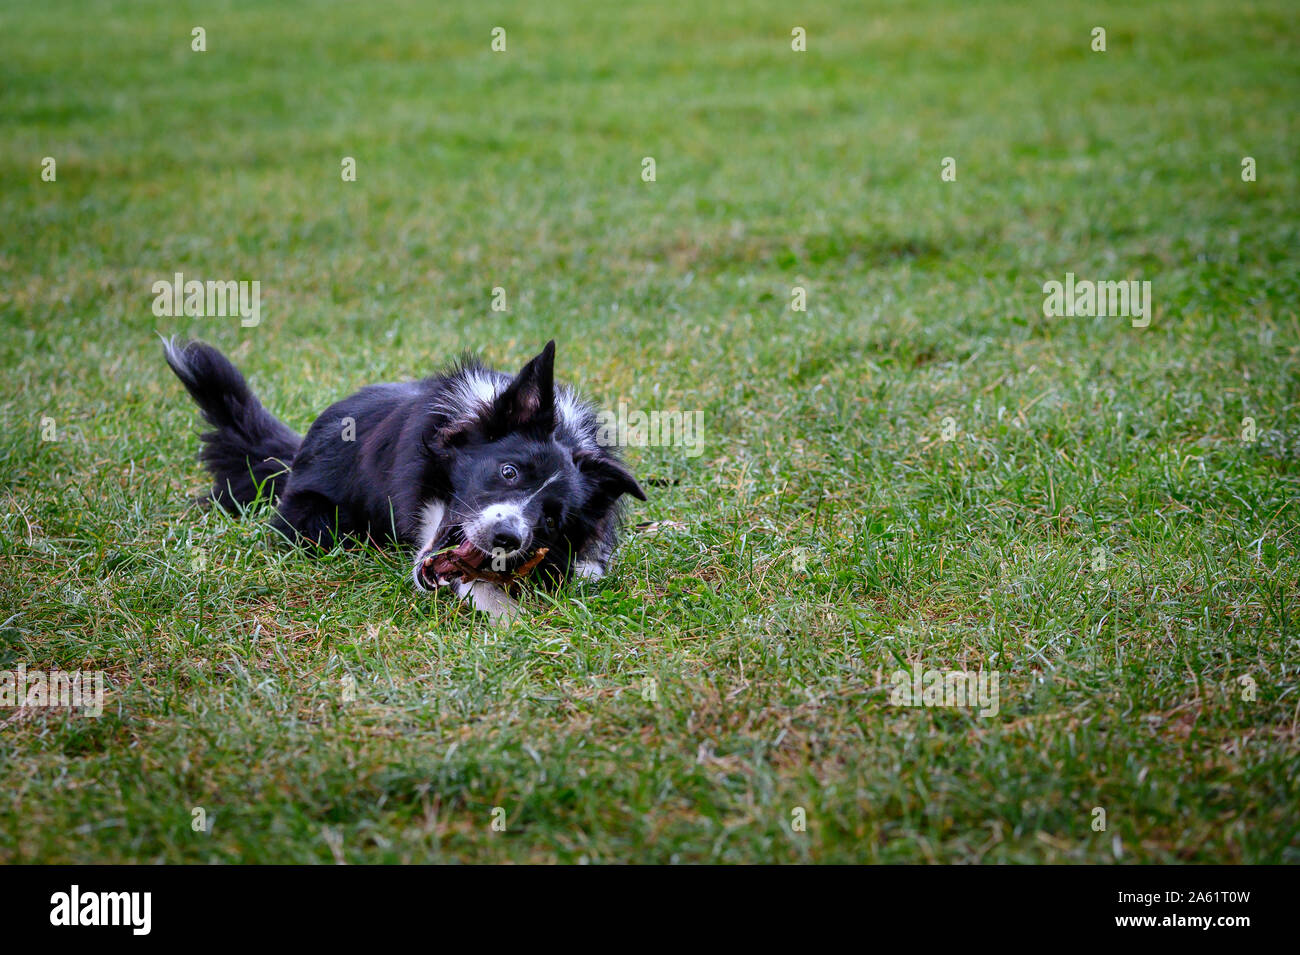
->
454;579;520;624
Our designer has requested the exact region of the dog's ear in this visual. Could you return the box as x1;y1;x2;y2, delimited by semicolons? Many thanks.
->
420;419;473;496
425;419;475;451
573;447;647;502
486;341;556;436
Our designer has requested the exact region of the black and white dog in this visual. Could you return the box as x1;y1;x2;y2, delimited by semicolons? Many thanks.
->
163;339;644;620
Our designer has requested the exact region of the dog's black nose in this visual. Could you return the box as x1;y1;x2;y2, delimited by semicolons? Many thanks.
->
493;530;522;552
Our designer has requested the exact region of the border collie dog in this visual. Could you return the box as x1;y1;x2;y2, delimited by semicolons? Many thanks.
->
163;339;644;620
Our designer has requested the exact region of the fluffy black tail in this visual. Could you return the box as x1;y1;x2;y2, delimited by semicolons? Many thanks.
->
163;338;301;510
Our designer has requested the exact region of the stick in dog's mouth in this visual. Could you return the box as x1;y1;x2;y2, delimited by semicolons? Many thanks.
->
421;539;486;588
419;540;549;590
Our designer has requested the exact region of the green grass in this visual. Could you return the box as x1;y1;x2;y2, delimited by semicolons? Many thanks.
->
1;0;1297;863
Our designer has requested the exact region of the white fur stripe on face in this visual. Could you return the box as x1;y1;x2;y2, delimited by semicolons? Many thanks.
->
522;472;561;505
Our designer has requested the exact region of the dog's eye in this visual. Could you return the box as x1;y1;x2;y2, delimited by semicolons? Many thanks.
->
500;463;518;482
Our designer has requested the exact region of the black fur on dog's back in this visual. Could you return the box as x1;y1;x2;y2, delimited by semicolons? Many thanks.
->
162;338;301;510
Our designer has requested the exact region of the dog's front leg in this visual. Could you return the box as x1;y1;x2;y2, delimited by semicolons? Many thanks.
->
572;512;617;580
453;579;520;624
572;559;606;580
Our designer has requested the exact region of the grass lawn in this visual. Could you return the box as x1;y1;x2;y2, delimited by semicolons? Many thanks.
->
1;0;1297;863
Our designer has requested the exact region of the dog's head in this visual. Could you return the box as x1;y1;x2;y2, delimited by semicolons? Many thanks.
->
415;341;644;589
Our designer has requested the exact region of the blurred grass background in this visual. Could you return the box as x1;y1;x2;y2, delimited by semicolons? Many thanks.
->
0;0;1297;862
